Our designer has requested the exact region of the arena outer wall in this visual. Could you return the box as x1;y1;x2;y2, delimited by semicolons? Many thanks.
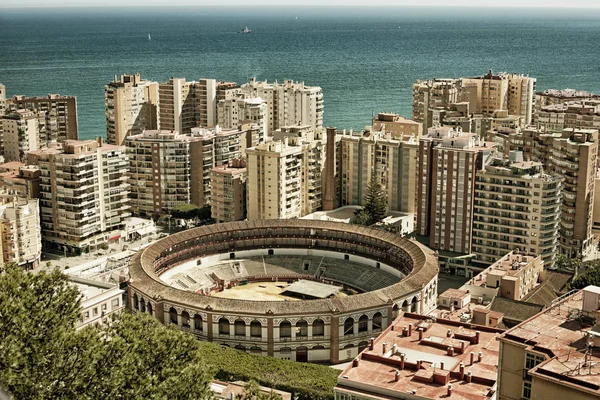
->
128;220;439;363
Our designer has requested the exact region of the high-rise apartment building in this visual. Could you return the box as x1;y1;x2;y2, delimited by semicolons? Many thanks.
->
126;130;202;216
536;100;600;133
0;84;5;149
105;73;159;145
240;78;323;136
0;195;42;270
535;88;600;115
417;126;495;254
548;128;598;257
158;77;191;134
371;112;423;140
246;126;326;220
412;78;461;129
210;158;247;223
472;153;562;269
217;97;267;140
339;126;418;214
196;78;217;128
2;110;39;162
6;93;78;142
27;139;130;254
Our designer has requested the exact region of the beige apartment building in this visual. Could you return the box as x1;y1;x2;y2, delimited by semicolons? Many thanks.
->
0;196;42;270
417;126;495;254
105;73;159;145
339;126;418;214
371;112;422;140
0;84;5;149
158;77;191;134
2;109;39;162
196;78;217;128
240;78;323;135
126;130;202;216
246;126;326;220
549;128;598;257
7;93;78;142
497;287;600;400
0;162;41;199
536;100;600;133
27;139;130;254
536;88;600;114
217;97;267;140
412;78;461;129
72;277;124;330
210;158;247;223
472;153;562;269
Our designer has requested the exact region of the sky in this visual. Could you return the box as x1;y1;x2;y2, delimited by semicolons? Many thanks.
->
2;0;600;8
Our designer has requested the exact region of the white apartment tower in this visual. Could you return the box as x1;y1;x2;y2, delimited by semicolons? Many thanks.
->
240;78;323;136
0;196;42;270
105;74;159;145
217;97;267;140
2;109;39;162
472;153;562;269
27;139;130;254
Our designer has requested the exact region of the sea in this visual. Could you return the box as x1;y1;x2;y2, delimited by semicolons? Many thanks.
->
1;6;600;140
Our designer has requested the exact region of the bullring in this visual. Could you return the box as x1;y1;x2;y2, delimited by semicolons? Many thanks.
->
128;220;439;363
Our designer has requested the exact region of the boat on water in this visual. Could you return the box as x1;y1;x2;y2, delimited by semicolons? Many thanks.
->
240;26;251;34
148;33;151;40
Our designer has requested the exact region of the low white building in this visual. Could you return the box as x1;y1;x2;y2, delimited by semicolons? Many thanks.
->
71;276;124;330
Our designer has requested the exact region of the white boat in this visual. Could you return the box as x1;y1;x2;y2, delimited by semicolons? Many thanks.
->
240;26;251;34
148;33;151;40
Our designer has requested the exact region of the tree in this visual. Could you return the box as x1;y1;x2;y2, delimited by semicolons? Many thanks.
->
555;254;583;272
171;203;200;220
0;265;214;400
568;260;600;290
351;174;388;226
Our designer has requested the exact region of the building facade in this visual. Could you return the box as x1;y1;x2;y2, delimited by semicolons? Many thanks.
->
105;73;159;145
371;112;423;140
2;109;39;162
0;196;42;270
27;139;130;254
217;97;267;141
210;159;247;223
417;126;495;254
472;153;562;269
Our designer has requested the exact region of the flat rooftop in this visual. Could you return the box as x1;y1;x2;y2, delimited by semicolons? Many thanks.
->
283;279;342;299
337;313;502;400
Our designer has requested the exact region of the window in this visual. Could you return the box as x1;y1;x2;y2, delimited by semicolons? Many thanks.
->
194;315;203;332
218;318;230;335
372;312;383;331
280;321;292;338
250;321;262;338
296;320;308;337
234;319;245;336
101;303;107;311
358;315;368;333
344;318;354;336
111;298;119;308
313;319;325;336
93;308;98;317
522;381;532;400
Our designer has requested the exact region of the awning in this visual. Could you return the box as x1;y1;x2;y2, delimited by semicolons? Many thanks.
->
136;226;156;236
109;234;121;241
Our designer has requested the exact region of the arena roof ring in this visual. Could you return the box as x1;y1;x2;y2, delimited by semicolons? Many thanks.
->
128;220;439;363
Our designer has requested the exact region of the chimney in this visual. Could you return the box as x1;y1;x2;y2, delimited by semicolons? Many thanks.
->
416;360;422;370
459;362;465;380
447;329;453;338
400;353;405;370
470;352;475;366
475;331;480;344
418;327;423;341
460;341;465;354
392;344;398;354
402;326;409;337
466;371;472;383
394;370;400;382
369;337;375;351
478;351;483;363
352;357;360;368
447;384;453;397
408;323;413;336
322;127;338;211
447;346;454;356
440;362;444;370
382;342;387;354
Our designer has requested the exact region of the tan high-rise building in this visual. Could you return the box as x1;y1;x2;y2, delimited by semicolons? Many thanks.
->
0;196;42;270
417;126;495;254
246;126;326;220
189;126;246;207
536;100;600;133
7;93;78;142
217;97;267;140
535;88;600;115
2;109;39;162
472;153;562;269
126;130;202;216
412;78;461;129
497;287;600;400
196;78;217;128
371;112;422;140
240;78;323;136
339;126;418;214
105;73;159;145
548;128;598;257
0;84;5;151
27;139;130;254
210;159;247;223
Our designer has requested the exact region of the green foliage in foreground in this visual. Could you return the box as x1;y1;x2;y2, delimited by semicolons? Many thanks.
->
0;264;339;399
197;342;338;400
568;261;600;290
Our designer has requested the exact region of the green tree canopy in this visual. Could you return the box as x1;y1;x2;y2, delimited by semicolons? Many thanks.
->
351;174;388;226
171;203;200;220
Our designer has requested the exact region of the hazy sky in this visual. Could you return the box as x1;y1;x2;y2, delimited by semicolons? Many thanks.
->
4;0;600;7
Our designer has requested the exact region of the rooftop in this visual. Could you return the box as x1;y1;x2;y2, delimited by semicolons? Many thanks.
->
283;279;342;299
469;252;540;289
439;289;470;300
336;313;502;400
